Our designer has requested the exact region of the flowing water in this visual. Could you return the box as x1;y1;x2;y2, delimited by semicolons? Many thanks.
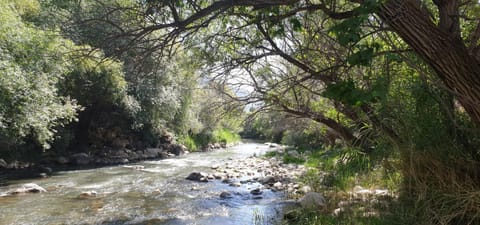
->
0;142;287;225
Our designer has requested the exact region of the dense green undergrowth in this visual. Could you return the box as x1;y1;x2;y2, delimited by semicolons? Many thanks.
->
268;140;480;225
178;129;240;151
262;146;402;225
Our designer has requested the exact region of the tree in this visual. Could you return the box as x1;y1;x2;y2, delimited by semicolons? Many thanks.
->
107;0;479;126
0;2;80;149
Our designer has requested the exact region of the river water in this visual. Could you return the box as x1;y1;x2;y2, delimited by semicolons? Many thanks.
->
0;142;287;225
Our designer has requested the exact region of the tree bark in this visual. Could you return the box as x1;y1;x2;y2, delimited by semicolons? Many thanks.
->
378;0;480;126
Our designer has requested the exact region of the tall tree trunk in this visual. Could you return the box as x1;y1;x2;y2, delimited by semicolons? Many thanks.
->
379;0;480;126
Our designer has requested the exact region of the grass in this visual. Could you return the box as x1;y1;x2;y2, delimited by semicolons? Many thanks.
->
282;209;387;225
264;151;279;158
281;146;402;225
178;128;241;152
283;154;306;164
212;128;241;144
288;145;480;225
178;135;198;151
263;149;305;164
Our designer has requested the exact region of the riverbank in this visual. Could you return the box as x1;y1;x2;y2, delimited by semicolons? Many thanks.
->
0;138;239;182
263;146;399;225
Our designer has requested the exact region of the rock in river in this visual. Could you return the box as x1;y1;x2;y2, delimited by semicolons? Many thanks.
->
168;143;187;156
220;191;233;199
78;191;98;198
261;176;276;185
6;183;47;196
250;188;263;195
229;182;241;187
186;172;209;182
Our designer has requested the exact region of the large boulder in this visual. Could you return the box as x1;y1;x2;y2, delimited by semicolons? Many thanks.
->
287;150;301;158
261;176;276;185
70;153;91;165
7;183;47;195
299;192;326;210
167;144;187;156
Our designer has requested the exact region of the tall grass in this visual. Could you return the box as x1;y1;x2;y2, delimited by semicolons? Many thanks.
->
280;144;403;225
387;81;480;224
397;150;480;225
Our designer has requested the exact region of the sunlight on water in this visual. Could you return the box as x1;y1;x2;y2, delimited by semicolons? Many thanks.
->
0;142;285;225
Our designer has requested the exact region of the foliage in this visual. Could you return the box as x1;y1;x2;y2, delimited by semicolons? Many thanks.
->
242;112;291;143
3;0;480;223
0;3;80;149
178;128;240;151
62;49;128;108
383;69;480;224
281;121;329;150
283;209;386;225
211;129;241;144
282;154;305;164
177;135;198;152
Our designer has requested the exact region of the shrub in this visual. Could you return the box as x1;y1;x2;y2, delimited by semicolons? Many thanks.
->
178;135;198;152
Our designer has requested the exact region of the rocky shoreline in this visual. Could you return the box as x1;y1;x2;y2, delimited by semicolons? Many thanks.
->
1;142;396;223
1;142;328;215
183;146;329;212
186;155;310;194
0;140;237;180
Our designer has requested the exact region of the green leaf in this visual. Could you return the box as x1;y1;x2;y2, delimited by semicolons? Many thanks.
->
273;24;285;37
329;16;366;46
347;47;374;66
289;18;302;31
386;52;403;63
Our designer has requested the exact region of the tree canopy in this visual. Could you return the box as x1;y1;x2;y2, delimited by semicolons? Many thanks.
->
1;0;480;223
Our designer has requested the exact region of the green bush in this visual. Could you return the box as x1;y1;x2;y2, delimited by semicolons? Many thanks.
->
62;49;128;108
212;129;240;144
178;129;240;151
178;135;198;152
0;3;80;149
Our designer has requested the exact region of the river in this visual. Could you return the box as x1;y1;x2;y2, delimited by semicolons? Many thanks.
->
0;142;289;225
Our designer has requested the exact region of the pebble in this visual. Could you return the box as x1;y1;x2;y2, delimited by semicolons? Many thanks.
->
220;191;233;199
78;191;97;198
229;182;241;187
250;188;263;195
